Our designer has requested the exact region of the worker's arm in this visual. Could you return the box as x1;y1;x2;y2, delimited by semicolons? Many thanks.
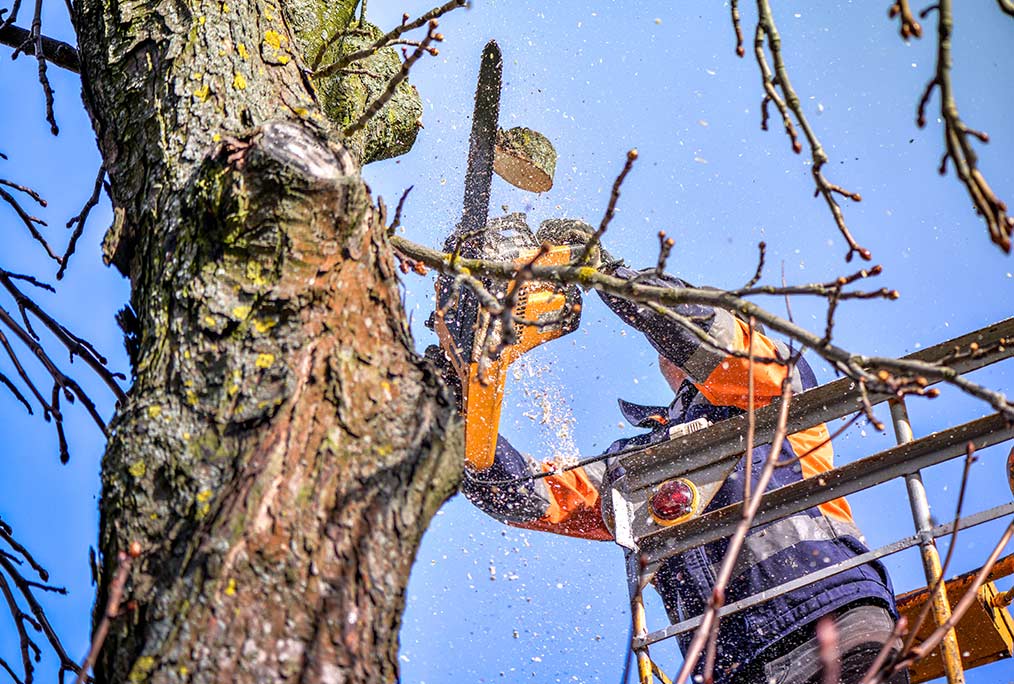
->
461;436;614;541
596;266;802;410
598;268;856;523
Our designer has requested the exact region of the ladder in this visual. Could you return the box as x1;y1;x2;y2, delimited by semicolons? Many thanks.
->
608;319;1014;684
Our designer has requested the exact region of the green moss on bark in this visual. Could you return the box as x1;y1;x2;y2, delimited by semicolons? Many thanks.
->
281;0;423;164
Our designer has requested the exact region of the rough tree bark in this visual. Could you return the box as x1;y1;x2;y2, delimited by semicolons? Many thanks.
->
71;0;461;681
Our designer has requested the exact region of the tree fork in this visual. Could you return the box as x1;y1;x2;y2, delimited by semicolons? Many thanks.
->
71;0;461;677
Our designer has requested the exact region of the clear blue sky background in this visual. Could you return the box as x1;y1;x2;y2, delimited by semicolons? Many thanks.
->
1;1;1012;683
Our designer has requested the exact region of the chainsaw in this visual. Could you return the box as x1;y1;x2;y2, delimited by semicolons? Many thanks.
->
427;41;583;471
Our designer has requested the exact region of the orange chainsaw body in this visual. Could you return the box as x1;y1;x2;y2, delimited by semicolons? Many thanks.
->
433;241;582;470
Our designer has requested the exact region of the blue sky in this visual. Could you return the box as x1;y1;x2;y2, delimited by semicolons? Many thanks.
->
1;1;1013;683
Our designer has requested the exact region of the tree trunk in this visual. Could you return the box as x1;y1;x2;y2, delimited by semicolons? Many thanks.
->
71;0;461;681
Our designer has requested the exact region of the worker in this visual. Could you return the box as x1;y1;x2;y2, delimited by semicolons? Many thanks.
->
458;222;908;684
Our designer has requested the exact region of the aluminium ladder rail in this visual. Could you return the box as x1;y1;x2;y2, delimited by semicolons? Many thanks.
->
610;319;1014;684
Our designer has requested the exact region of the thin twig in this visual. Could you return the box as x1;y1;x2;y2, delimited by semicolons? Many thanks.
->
0;371;33;412
0;0;23;32
58;166;106;280
0;267;126;463
29;0;58;135
774;412;865;468
0;325;51;416
3;271;54;293
675;378;796;684
917;0;1013;251
753;0;871;261
485;244;549;358
652;231;675;277
857;616;909;684
387;185;413;235
898;442;977;656
578;148;638;265
735;264;887;297
74;547;137;684
821;283;842;346
313;0;465;74
0;520;83;683
890;521;1014;678
704;317;759;684
703;621;719;684
730;0;745;57
858;379;886;432
742;241;766;289
0;185;60;262
0;179;45;205
1;270;126;400
341;20;443;137
817;616;841;684
743;318;757;506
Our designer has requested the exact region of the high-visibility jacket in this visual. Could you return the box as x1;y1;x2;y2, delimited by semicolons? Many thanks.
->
462;267;897;683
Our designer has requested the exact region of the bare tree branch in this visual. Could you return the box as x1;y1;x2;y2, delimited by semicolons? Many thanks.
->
891;0;1014;251
0;518;83;683
897;521;1014;674
0;182;60;263
392;232;1011;419
578;148;637;265
0;23;79;73
675;377;795;684
74;545;138;684
28;0;58;135
919;0;1013;252
341;19;443;137
753;0;871;262
57;166;105;280
312;0;465;74
0;267;124;462
896;444;976;658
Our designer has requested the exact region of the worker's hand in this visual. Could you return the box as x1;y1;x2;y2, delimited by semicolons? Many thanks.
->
536;218;620;271
424;344;463;414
